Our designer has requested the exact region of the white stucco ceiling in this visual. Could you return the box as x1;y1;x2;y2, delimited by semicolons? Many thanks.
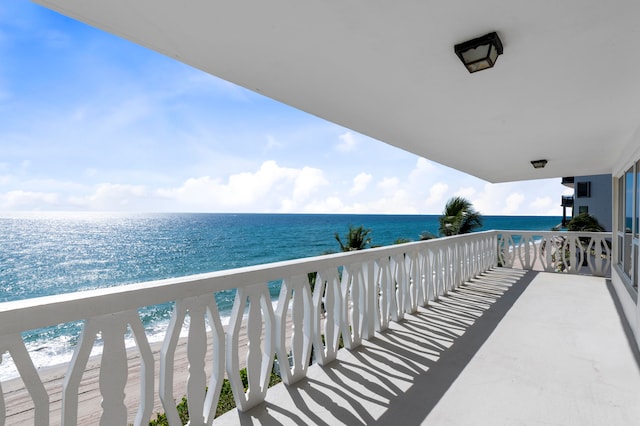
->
34;0;640;182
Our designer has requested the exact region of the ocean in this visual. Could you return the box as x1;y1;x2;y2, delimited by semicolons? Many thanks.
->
0;213;561;379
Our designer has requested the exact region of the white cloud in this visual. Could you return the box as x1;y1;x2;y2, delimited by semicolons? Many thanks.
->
156;160;327;212
503;193;525;215
68;183;149;211
336;131;359;152
0;175;12;185
408;157;436;183
378;177;400;192
455;187;477;199
0;190;59;210
0;157;568;216
530;196;553;210
292;167;328;199
350;173;372;195
470;180;564;216
359;190;418;214
303;196;345;213
425;182;449;208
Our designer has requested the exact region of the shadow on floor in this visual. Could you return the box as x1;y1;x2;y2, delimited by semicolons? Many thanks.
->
223;268;537;425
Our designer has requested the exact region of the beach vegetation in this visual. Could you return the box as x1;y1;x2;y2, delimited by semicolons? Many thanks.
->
540;213;607;272
566;212;605;232
419;231;437;240
438;196;482;237
335;225;372;251
394;238;412;244
149;367;282;425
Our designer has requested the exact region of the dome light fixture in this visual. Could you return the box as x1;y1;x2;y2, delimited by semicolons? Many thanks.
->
531;159;548;169
454;32;503;73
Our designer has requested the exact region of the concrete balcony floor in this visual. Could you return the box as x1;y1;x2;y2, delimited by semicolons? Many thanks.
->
219;268;640;425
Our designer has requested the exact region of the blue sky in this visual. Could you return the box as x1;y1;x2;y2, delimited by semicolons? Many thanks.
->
0;1;569;215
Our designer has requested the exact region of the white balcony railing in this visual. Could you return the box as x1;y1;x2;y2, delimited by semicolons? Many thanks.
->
497;231;611;277
0;230;610;425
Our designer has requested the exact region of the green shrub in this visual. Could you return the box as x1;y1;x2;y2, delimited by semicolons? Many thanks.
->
149;367;282;425
149;395;188;425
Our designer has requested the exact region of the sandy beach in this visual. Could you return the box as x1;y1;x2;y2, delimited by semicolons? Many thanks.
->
2;323;264;425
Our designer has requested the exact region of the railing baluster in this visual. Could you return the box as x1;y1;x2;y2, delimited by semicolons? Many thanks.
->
275;274;312;385
0;335;48;425
415;250;427;307
99;317;128;425
354;264;366;342
496;231;611;276
434;247;443;300
341;263;364;350
363;260;376;340
159;299;187;426
186;298;207;425
392;254;407;320
227;283;274;412
406;250;419;312
62;312;143;425
62;318;102;425
313;268;342;365
160;294;224;425
128;312;155;426
423;249;434;304
456;242;462;288
376;256;392;331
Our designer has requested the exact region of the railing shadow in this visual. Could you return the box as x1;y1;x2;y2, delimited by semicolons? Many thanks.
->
373;269;535;424
222;268;536;425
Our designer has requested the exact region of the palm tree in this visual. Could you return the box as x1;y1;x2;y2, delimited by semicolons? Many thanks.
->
438;196;482;237
335;225;372;251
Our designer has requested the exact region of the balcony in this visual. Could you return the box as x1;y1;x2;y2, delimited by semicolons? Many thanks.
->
561;195;574;207
1;230;637;425
561;177;575;188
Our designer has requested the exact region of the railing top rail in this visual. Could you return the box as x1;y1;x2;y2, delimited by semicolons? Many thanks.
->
5;229;613;335
496;230;612;237
0;231;497;335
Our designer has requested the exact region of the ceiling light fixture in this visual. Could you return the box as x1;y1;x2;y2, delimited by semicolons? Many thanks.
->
531;159;548;169
454;32;503;73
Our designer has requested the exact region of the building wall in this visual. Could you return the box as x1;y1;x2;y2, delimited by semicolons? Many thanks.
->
573;174;612;231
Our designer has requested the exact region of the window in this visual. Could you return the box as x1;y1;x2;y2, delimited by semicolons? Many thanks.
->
578;206;589;214
617;166;637;290
618;177;625;265
576;181;591;198
623;168;633;278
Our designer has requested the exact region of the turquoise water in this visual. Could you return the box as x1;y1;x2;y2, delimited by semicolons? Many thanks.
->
0;212;561;378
